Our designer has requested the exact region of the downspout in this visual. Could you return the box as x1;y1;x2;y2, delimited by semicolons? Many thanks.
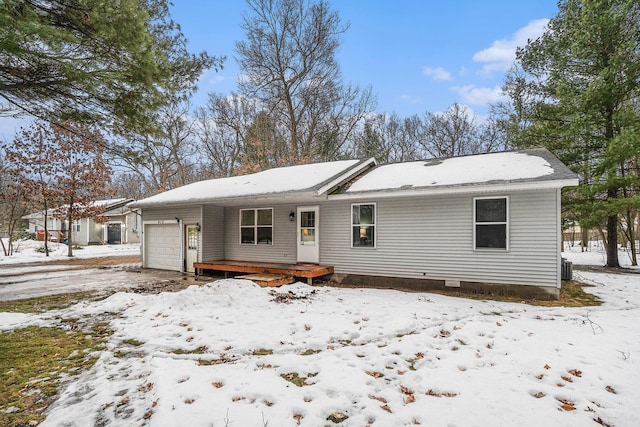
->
557;188;562;289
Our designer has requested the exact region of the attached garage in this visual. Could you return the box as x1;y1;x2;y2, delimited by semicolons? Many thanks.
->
144;223;181;271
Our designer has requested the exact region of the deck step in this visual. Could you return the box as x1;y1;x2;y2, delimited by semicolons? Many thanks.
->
237;273;295;287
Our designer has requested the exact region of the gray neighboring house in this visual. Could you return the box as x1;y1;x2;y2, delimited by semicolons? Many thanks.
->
131;148;578;298
24;198;141;245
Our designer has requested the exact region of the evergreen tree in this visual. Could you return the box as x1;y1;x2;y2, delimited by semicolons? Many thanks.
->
0;0;222;134
503;0;640;267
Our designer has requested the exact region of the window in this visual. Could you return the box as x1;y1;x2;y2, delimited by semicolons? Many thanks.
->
474;197;508;250
352;203;375;247
240;208;273;245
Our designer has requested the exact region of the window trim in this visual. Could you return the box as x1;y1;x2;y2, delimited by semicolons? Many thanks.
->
473;196;509;251
239;207;274;245
351;202;377;249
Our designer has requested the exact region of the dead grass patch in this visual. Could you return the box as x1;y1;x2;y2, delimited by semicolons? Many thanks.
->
0;324;110;426
0;291;105;313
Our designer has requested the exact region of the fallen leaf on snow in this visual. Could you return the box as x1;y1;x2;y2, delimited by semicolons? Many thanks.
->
568;369;582;377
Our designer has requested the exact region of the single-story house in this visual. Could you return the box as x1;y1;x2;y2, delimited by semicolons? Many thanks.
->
130;148;578;298
24;198;141;245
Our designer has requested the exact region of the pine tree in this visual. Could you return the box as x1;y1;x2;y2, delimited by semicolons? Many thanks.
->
503;0;640;267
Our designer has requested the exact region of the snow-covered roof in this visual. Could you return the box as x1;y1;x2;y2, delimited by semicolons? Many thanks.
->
132;159;368;208
23;198;132;219
342;148;578;196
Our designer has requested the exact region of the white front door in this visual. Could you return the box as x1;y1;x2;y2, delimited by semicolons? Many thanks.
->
297;206;319;263
185;224;199;273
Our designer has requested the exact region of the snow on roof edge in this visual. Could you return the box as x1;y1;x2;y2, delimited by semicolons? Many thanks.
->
131;158;369;208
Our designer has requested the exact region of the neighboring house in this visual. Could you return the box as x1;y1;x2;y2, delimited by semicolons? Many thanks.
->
131;148;578;298
23;198;141;245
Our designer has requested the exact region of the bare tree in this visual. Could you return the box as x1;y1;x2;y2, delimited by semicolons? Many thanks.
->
195;93;257;177
0;149;32;256
421;103;478;158
111;99;198;194
3;123;63;255
352;113;423;164
235;0;375;166
50;123;114;257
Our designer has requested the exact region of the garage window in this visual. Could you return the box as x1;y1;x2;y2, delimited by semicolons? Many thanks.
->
240;208;273;245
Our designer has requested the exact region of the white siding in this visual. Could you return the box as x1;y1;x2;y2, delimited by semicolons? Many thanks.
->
321;190;560;288
202;205;224;261
224;204;297;263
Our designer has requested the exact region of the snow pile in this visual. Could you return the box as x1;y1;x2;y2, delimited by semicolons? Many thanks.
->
0;240;140;265
4;273;629;426
347;152;556;193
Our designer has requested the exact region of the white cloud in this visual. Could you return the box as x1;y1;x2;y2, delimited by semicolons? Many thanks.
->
473;18;549;74
198;69;226;86
452;85;506;106
422;66;452;81
208;75;225;85
398;94;423;104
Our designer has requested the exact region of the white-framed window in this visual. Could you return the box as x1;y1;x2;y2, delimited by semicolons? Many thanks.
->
351;203;376;248
240;208;273;245
474;196;508;250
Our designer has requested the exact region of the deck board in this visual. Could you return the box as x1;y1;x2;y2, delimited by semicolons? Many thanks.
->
237;273;295;287
194;260;333;284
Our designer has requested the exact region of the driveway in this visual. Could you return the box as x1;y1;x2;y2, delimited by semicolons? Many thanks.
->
0;255;208;301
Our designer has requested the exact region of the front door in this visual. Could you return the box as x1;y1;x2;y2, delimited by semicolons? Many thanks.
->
107;223;121;244
297;206;319;263
185;224;199;273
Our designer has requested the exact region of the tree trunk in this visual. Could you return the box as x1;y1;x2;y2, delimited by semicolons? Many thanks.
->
606;213;619;267
67;212;74;257
43;204;50;256
581;227;589;252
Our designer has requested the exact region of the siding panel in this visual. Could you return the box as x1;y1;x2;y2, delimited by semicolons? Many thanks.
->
224;204;298;263
321;190;559;287
202;205;224;260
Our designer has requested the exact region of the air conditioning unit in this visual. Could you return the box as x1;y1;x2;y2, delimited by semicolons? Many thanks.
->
561;258;573;281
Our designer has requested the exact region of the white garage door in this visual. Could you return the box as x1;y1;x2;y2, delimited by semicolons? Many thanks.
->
144;224;181;271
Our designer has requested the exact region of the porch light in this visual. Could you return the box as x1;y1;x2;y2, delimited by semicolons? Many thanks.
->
289;211;295;221
196;223;201;232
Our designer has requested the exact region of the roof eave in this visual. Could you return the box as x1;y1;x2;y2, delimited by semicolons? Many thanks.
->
133;189;325;209
328;178;580;201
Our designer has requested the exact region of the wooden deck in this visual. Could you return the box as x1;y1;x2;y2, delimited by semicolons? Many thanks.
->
193;260;334;285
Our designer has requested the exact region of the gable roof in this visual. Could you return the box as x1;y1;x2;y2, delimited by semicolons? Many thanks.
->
131;148;578;208
23;198;133;220
131;158;375;208
333;148;578;199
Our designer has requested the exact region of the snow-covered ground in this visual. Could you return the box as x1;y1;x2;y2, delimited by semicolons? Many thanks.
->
0;248;638;426
563;241;639;269
0;239;140;265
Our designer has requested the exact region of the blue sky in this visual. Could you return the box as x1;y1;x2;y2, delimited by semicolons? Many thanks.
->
0;1;560;140
171;0;560;118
